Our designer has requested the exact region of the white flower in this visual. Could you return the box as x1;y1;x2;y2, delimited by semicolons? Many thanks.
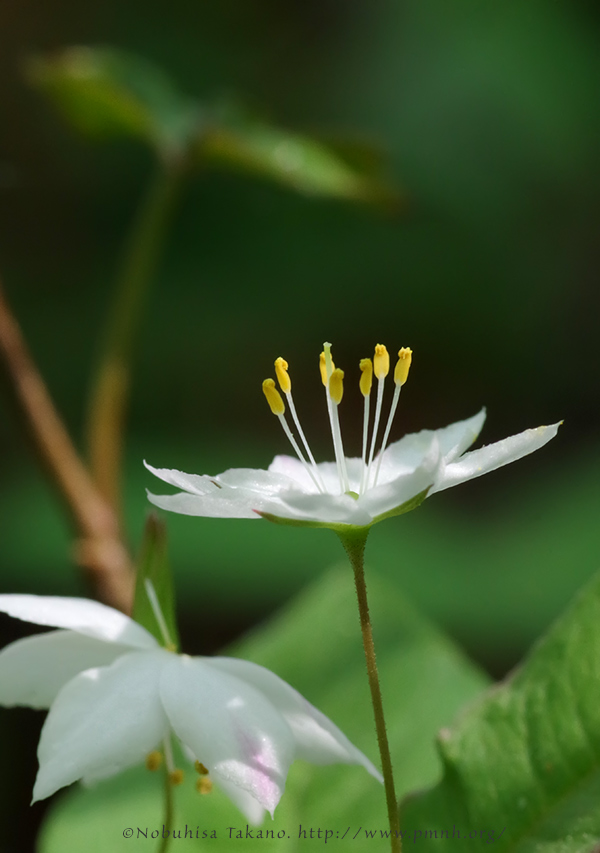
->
0;593;381;822
146;343;560;531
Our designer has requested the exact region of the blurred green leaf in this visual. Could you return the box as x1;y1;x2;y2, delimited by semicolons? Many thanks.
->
199;106;400;206
38;568;486;851
27;47;199;157
400;569;600;852
131;513;180;650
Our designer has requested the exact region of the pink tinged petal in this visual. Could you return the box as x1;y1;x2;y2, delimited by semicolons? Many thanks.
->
33;651;169;802
0;595;157;649
430;422;562;494
160;655;295;817
208;658;383;783
0;630;132;709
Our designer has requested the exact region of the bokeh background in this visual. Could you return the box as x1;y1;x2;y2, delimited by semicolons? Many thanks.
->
0;1;599;849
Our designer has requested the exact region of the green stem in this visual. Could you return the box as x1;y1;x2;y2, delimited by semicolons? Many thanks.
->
86;161;184;514
157;760;174;853
337;528;402;853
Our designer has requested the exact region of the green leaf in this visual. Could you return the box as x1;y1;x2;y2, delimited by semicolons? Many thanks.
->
400;570;600;852
131;513;180;650
199;106;400;207
27;47;199;157
38;568;486;851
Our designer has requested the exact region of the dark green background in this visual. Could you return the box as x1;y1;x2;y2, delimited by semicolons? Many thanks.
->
0;2;599;849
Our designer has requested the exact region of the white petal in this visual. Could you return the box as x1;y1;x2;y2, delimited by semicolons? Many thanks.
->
269;491;374;526
209;658;382;783
143;461;219;496
147;490;264;519
33;651;169;802
216;468;298;494
161;655;295;817
431;422;561;494
215;777;266;825
0;595;157;649
376;429;440;484
363;438;441;520
268;456;344;494
433;409;487;462
0;630;131;709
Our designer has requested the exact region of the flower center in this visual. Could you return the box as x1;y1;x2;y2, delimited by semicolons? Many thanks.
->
262;343;412;496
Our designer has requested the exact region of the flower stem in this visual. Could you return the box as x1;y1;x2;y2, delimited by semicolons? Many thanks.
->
86;161;184;515
337;528;402;853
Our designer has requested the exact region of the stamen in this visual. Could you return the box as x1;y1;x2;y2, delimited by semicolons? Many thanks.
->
321;344;349;493
366;344;389;487
163;735;181;785
195;761;209;775
373;348;412;486
262;378;324;492
274;357;291;394
274;358;325;490
395;347;412;386
144;579;174;649
359;358;373;494
262;378;285;416
145;750;163;772
196;776;213;795
329;368;344;404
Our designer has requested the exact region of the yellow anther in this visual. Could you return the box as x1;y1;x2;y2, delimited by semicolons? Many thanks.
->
319;352;327;385
195;761;209;776
274;357;291;394
196;776;213;795
359;358;373;397
145;751;162;772
169;769;184;786
262;378;285;416
329;368;344;404
373;344;390;379
394;347;412;386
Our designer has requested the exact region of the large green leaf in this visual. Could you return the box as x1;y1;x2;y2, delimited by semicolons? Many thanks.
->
28;47;199;157
399;570;600;852
199;105;399;206
38;568;486;851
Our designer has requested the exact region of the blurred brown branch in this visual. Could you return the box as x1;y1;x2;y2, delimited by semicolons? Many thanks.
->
0;277;134;612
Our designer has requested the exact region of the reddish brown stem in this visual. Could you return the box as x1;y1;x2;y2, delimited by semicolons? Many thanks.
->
0;278;133;612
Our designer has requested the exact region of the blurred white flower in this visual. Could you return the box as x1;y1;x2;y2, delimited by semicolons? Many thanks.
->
146;343;560;530
0;593;380;822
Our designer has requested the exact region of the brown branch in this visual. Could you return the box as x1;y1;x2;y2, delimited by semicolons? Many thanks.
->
0;277;134;613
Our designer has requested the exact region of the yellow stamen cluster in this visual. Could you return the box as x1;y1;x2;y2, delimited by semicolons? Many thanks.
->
262;378;285;415
145;750;162;772
261;341;413;497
